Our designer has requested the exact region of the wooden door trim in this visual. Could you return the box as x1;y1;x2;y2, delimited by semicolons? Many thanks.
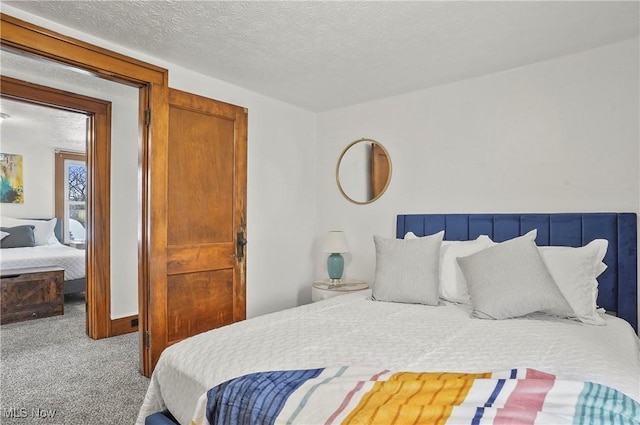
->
234;107;248;322
55;151;87;235
1;13;169;377
0;14;166;86
0;76;111;339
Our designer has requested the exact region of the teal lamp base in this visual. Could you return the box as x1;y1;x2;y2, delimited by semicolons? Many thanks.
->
327;253;344;282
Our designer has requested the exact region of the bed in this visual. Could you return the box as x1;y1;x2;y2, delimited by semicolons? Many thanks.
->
0;217;86;294
137;212;639;425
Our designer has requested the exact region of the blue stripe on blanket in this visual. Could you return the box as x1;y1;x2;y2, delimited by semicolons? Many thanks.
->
205;368;323;425
574;381;640;425
472;378;506;425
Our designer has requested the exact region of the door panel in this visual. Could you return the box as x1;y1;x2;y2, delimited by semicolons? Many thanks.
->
167;244;236;275
167;107;235;245
167;270;234;342
145;88;247;371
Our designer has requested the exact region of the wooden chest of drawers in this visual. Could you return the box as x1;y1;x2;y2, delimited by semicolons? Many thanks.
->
1;266;65;324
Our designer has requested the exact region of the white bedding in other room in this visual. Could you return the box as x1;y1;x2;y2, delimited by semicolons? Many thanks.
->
136;293;640;425
0;244;85;281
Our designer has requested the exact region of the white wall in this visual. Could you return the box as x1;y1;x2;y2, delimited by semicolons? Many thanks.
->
108;92;139;318
0;141;54;217
315;38;640;296
3;6;319;319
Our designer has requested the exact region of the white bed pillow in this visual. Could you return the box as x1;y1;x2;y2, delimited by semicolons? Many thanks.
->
457;232;573;320
538;240;608;325
438;236;494;304
0;216;58;246
373;231;444;305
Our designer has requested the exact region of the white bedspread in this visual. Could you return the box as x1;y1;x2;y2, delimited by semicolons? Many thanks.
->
136;293;640;425
0;244;85;281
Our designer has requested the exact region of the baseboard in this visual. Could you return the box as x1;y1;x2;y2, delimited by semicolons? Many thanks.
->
110;314;138;336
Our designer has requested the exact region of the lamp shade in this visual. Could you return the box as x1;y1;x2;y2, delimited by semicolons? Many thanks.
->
323;231;349;253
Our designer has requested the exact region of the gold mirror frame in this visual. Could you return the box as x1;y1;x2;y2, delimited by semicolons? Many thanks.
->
336;138;392;205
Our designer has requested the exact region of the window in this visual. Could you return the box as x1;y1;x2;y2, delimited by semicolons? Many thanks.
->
65;160;87;242
55;152;87;244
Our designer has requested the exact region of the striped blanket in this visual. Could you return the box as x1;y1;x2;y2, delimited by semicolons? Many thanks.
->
190;366;640;425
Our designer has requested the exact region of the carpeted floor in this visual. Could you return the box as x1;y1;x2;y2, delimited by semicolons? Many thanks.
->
0;293;150;425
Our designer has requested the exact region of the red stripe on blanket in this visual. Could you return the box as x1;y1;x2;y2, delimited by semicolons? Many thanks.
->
494;372;555;425
525;369;555;380
324;369;389;425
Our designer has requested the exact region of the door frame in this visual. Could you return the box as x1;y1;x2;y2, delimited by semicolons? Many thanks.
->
1;13;169;376
0;76;112;338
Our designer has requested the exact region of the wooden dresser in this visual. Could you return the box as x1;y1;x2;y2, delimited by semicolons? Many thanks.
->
1;266;65;324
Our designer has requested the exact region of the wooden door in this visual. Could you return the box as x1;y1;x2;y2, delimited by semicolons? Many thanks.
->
142;88;247;374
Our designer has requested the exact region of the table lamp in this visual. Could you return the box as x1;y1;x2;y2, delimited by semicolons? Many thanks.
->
323;231;349;283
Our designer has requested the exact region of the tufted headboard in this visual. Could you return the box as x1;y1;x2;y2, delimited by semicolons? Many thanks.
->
396;213;638;332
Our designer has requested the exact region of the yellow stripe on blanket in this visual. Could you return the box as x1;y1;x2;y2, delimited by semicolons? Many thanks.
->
343;372;491;425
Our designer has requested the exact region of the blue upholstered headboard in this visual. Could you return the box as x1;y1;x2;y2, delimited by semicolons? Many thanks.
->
396;213;638;332
54;219;63;242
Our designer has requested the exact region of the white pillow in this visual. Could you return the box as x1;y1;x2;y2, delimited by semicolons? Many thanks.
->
373;231;444;305
538;240;608;325
0;216;58;246
438;236;494;304
483;231;607;281
457;231;572;320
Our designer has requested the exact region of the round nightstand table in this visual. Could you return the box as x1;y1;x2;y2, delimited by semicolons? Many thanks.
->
311;279;370;302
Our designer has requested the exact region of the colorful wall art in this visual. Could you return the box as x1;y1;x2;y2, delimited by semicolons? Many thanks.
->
0;153;24;203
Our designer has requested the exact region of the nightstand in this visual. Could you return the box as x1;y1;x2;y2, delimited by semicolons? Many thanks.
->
69;240;85;249
311;279;370;302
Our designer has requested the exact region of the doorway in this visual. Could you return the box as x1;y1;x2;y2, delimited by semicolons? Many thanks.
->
0;75;114;337
1;12;167;375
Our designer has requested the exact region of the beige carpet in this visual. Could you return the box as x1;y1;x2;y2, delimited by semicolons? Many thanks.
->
0;293;150;425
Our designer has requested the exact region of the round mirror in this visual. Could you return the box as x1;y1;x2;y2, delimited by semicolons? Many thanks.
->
336;138;392;204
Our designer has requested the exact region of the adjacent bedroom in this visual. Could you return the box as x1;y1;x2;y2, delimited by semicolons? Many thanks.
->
0;100;88;308
0;1;638;425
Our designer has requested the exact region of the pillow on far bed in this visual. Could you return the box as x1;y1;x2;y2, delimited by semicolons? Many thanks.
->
457;233;573;320
0;216;58;246
373;231;444;305
538;239;608;325
0;225;36;248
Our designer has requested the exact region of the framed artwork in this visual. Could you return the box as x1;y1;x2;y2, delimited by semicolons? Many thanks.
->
0;153;24;203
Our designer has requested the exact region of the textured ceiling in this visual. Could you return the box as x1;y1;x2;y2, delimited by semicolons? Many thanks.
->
0;98;87;152
2;1;639;112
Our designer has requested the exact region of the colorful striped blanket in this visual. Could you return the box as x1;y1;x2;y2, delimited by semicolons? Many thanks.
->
190;366;640;425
